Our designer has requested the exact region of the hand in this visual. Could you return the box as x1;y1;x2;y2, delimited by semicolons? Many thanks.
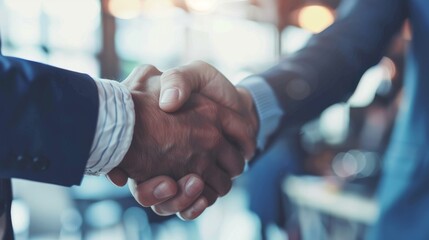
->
108;171;208;219
107;65;254;218
149;61;259;219
159;61;258;160
107;66;206;218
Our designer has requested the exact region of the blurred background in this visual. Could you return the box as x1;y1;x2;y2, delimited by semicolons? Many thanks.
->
0;0;409;239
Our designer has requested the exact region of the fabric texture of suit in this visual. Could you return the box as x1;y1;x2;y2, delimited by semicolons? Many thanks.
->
0;38;99;238
252;0;429;238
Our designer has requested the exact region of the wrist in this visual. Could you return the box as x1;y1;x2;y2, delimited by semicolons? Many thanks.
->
237;77;284;150
237;87;259;141
86;79;135;175
117;90;162;182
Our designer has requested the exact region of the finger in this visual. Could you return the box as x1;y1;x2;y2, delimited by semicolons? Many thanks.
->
123;64;162;88
129;176;178;207
159;68;196;112
159;61;241;112
106;167;128;187
177;197;208;221
219;108;257;160
151;174;204;216
217;141;246;178
160;66;257;159
201;185;219;207
178;185;218;220
204;167;232;197
187;61;242;111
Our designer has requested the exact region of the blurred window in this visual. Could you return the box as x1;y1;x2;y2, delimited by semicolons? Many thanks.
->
0;0;101;76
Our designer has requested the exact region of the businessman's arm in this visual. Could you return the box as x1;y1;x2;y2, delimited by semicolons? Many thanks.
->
112;65;255;199
127;62;258;220
250;0;407;127
0;56;99;186
0;57;221;213
147;0;408;219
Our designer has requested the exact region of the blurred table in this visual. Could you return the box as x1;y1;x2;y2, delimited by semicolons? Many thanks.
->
283;176;379;240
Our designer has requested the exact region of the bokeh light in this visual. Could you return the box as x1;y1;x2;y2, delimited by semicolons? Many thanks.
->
108;0;142;19
185;0;217;13
298;5;335;33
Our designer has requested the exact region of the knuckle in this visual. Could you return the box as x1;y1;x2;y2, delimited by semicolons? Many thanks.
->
192;158;211;175
219;180;232;197
136;64;156;74
201;102;219;119
191;60;208;68
162;68;184;82
209;102;220;114
161;69;188;91
127;64;160;87
142;64;156;71
192;60;214;73
191;60;217;80
231;159;245;178
205;126;222;148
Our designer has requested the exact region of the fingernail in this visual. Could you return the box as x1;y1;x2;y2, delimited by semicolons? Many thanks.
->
186;198;207;219
154;182;175;199
185;176;202;197
160;88;179;104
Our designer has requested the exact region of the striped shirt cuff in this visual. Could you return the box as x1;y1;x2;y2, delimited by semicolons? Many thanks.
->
85;79;135;176
238;76;284;150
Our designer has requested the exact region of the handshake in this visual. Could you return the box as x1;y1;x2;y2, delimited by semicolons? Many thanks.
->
106;61;259;220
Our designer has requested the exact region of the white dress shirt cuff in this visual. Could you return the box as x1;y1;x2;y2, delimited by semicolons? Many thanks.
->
238;76;284;150
85;79;135;176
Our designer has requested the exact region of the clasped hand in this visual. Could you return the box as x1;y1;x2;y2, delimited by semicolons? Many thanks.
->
108;61;258;220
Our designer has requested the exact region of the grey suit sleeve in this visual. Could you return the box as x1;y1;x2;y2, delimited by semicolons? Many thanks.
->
245;0;407;131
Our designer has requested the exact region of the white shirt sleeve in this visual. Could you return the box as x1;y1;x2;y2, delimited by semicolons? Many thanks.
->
85;79;135;176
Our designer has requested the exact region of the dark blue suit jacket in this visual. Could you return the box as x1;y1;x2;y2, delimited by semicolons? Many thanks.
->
0;39;99;238
259;0;429;238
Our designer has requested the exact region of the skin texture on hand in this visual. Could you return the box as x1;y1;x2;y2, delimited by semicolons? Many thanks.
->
159;61;258;159
107;64;255;219
122;90;246;190
107;66;207;219
148;61;259;219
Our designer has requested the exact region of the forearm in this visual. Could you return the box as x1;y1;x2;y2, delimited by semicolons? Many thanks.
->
259;0;406;125
0;56;99;186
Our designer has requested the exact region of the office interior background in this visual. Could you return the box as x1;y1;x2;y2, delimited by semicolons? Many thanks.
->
0;0;409;239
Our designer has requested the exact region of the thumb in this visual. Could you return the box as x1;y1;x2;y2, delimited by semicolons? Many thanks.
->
159;61;241;113
159;68;196;112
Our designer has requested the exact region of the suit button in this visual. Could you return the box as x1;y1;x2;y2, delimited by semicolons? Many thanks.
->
31;157;49;171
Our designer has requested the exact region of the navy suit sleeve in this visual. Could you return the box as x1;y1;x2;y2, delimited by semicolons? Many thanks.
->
259;0;407;126
0;56;99;186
